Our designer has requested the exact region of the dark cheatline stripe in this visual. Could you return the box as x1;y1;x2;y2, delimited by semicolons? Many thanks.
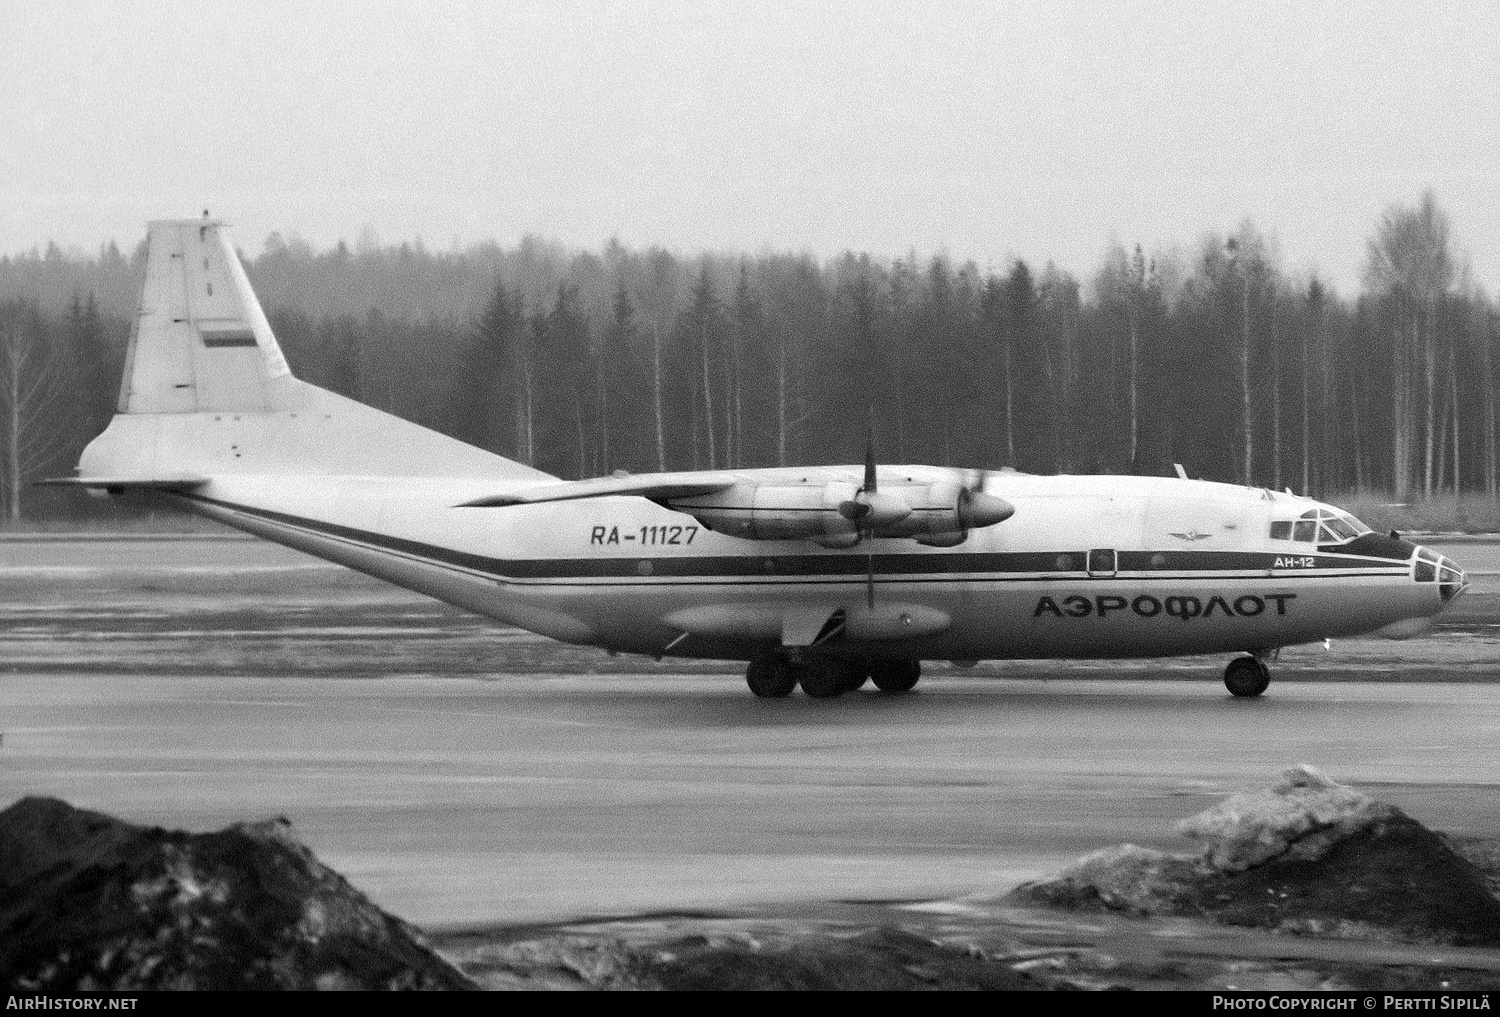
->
180;493;1411;584
1116;549;1392;572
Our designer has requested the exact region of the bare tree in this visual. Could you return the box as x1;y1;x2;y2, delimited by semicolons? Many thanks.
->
646;323;666;472
1127;245;1146;469
1364;190;1456;496
1225;237;1255;486
1480;301;1499;497
681;265;723;470
1300;278;1325;496
729;264;753;468
1;300;72;522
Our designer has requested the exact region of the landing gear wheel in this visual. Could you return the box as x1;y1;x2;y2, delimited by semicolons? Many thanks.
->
799;657;856;699
869;660;921;693
746;653;798;698
1224;656;1271;698
840;666;870;693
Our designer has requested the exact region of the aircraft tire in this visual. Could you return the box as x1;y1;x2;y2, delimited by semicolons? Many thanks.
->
870;660;921;693
746;654;798;698
1223;656;1271;698
840;666;870;693
799;657;853;699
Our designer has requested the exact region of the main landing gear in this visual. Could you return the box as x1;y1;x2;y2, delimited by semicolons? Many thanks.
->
1223;654;1271;698
744;651;921;699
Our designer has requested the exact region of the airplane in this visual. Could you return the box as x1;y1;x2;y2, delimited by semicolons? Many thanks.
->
47;218;1469;699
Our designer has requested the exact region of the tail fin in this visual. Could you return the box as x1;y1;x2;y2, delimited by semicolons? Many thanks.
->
116;217;297;414
73;218;552;484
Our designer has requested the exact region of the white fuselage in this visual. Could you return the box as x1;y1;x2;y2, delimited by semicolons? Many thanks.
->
168;469;1450;664
69;219;1463;681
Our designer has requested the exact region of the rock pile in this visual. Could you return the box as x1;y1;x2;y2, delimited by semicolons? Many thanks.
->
0;797;475;990
441;924;1044;991
1014;765;1500;946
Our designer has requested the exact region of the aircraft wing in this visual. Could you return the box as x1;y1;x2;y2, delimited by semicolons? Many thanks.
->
456;466;1011;550
455;472;738;508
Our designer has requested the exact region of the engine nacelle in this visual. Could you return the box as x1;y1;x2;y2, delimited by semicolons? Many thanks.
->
675;481;862;547
669;480;1012;547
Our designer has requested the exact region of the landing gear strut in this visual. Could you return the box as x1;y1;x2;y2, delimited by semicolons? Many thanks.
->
1223;655;1271;698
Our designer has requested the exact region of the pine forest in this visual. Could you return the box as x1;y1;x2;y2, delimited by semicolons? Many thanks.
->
2;191;1496;525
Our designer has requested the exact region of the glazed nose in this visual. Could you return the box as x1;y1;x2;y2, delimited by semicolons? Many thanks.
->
1414;547;1468;603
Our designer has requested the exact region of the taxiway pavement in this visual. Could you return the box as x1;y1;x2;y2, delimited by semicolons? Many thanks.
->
4;670;1498;925
3;535;1498;926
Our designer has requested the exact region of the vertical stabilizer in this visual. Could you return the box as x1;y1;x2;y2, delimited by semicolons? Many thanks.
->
120;218;295;413
74;217;554;483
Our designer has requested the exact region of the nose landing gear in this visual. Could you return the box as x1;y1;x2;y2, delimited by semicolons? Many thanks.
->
1223;655;1271;697
744;651;922;698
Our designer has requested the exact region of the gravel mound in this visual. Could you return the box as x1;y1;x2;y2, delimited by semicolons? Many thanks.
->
1013;765;1500;947
0;797;475;990
444;924;1044;990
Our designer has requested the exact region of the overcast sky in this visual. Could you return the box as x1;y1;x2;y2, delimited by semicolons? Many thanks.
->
3;0;1497;295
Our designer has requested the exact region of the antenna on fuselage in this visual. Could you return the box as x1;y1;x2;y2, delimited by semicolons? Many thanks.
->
1173;463;1189;480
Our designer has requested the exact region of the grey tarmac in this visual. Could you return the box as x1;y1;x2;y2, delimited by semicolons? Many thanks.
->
2;535;1498;931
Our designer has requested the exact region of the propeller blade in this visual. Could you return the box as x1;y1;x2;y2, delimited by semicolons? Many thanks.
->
870;420;876;609
838;499;872;521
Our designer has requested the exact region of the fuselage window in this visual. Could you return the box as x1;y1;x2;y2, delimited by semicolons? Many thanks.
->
1269;521;1292;539
1292;520;1318;542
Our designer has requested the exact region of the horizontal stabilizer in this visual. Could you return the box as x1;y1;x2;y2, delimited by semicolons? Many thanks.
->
457;472;737;508
36;475;208;492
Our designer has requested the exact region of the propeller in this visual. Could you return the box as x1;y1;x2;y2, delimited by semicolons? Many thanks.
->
905;467;1014;548
835;446;1013;606
836;436;908;608
833;413;1013;607
956;469;1011;529
836;439;910;529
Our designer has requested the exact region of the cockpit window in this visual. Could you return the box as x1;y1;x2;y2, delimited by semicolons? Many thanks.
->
1270;508;1373;544
1339;512;1373;535
1323;516;1361;541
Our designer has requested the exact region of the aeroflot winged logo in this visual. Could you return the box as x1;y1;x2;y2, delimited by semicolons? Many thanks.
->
1169;529;1214;542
